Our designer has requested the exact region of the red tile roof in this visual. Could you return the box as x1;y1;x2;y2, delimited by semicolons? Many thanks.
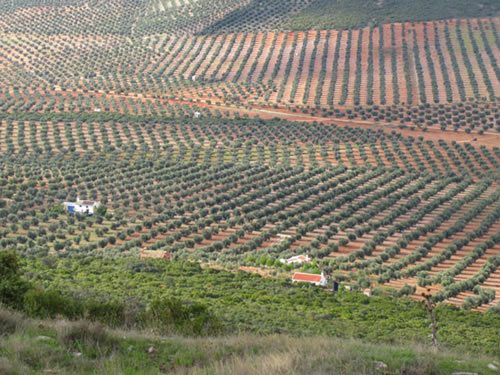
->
292;273;323;283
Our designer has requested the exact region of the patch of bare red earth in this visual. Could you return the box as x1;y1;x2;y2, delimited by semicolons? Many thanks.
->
380;24;395;105
446;19;476;100
458;19;495;98
383;185;499;306
225;34;253;82
356;27;371;106
248;32;274;82
317;30;339;107
305;30;327;106
280;31;306;103
261;32;286;81
470;18;500;98
235;32;265;83
425;22;449;103
343;28;361;106
332;30;349;104
215;33;245;80
371;27;383;106
434;21;462;102
292;31;317;104
393;23;409;105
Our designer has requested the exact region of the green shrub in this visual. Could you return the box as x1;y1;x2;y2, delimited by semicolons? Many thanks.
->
85;300;125;327
0;251;31;309
23;289;84;320
146;297;221;336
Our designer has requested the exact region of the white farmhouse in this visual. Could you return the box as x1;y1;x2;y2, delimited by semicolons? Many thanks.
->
291;271;327;287
63;197;100;215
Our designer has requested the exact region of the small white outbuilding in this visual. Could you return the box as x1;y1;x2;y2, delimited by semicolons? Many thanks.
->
279;254;311;265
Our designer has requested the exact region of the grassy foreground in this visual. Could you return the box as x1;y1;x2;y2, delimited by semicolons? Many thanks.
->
0;308;498;375
16;258;500;355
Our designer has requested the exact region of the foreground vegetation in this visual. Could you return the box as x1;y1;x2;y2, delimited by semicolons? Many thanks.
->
1;308;499;375
1;250;498;356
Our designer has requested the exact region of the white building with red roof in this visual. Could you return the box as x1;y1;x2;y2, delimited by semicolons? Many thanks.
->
291;272;327;286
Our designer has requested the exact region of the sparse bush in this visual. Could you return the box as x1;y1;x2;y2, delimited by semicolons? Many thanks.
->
58;320;119;358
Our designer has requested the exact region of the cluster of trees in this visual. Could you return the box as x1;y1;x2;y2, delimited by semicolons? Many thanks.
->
454;21;481;99
334;176;477;270
2;113;497;178
405;194;500;277
431;232;500;286
432;255;500;306
374;180;494;281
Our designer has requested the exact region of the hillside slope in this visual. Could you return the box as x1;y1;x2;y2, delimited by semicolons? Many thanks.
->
288;0;500;31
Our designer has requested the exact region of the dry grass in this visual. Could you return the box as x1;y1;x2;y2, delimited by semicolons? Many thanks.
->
0;308;496;375
190;336;445;375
